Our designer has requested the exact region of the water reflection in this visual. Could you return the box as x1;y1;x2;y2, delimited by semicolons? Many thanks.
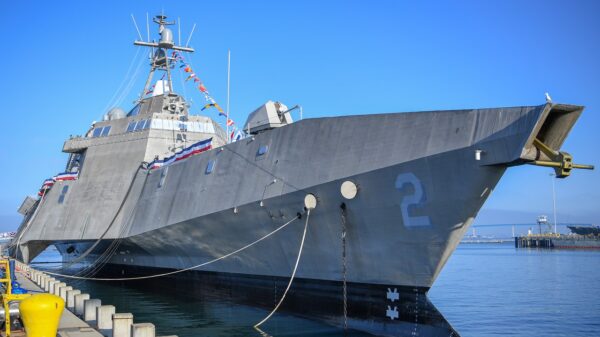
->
33;246;458;337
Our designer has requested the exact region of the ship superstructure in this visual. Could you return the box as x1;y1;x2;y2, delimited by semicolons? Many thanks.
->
13;15;594;337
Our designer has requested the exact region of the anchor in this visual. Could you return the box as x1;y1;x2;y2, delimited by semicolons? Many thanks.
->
528;138;594;178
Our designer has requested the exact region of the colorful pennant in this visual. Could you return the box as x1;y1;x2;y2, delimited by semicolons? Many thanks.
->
148;138;213;170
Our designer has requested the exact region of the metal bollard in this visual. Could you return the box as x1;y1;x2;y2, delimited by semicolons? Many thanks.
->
97;305;116;331
75;293;90;316
113;313;134;337
84;298;102;323
67;289;81;310
19;293;65;337
131;323;155;337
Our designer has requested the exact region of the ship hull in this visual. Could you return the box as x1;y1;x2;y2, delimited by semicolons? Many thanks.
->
54;147;505;287
17;103;585;336
51;146;503;336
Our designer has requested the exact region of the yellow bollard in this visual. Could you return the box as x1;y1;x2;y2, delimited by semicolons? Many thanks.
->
19;294;64;337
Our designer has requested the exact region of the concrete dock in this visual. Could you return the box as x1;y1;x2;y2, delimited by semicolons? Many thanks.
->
12;271;103;337
515;235;600;249
7;262;175;337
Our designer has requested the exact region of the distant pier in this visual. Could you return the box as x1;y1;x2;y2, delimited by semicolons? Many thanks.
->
515;235;600;249
515;236;554;248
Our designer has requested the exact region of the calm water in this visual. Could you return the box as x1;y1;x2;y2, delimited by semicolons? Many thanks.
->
32;243;600;337
430;243;600;337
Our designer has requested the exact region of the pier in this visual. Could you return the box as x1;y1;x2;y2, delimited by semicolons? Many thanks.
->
4;260;177;337
515;235;555;248
515;235;600;249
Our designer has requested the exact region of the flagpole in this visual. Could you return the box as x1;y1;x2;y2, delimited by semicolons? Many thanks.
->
226;49;231;144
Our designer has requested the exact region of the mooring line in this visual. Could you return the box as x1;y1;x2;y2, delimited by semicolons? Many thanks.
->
40;212;303;281
61;166;147;268
254;209;311;328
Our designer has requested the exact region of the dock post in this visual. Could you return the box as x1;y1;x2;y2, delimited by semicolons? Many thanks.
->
84;298;102;323
67;289;81;310
97;305;116;333
75;293;90;316
60;285;73;301
53;282;66;295
113;313;134;337
46;279;57;292
132;323;155;337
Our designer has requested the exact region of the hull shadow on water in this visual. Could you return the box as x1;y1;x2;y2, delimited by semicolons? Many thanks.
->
51;263;459;337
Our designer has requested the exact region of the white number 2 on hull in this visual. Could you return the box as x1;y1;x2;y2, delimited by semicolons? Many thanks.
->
395;173;432;228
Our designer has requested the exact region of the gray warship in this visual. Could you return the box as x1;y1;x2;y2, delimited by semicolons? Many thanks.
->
12;15;594;336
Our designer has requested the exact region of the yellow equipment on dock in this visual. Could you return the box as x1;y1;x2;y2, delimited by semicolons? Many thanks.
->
19;294;64;337
0;258;31;337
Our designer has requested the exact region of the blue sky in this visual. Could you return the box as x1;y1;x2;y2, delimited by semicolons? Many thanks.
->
1;1;599;231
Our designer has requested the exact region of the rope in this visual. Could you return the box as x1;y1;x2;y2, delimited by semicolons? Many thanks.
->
254;209;311;328
63;167;153;283
113;52;146;109
40;212;302;281
61;166;146;268
100;47;143;116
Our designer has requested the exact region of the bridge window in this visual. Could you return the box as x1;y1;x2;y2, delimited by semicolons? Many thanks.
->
92;126;111;137
127;120;150;133
101;126;111;137
127;104;141;117
134;120;145;131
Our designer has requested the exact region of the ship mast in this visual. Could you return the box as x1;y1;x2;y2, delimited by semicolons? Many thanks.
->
134;15;195;101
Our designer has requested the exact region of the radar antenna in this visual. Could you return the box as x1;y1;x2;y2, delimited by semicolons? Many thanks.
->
134;15;195;101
